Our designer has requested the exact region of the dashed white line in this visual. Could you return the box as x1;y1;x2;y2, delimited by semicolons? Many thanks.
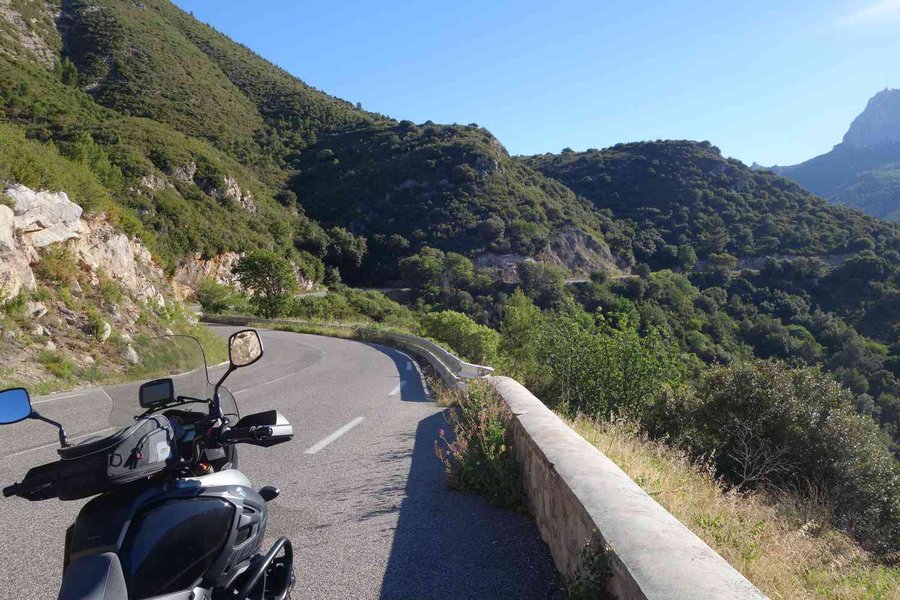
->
304;417;365;455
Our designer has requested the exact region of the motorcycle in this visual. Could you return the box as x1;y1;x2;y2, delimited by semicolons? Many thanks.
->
0;329;295;600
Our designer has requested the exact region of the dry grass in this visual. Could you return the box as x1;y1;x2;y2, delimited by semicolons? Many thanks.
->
564;415;900;600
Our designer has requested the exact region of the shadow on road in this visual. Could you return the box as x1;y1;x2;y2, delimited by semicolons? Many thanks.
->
364;343;429;402
377;412;562;600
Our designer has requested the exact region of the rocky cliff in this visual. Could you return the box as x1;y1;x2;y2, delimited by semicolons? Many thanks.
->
0;183;199;388
769;90;900;220
842;89;900;148
1;184;167;304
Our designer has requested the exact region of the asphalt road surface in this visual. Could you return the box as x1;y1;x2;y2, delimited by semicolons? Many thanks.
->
0;326;561;599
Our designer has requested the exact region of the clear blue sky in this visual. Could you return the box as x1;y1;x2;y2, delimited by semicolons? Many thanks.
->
173;0;900;166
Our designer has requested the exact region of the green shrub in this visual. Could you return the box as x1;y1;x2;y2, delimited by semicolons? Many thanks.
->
196;278;241;314
566;536;612;600
34;247;78;285
36;350;76;380
85;307;107;338
533;303;683;418
420;310;500;364
434;381;522;508
97;274;123;305
1;292;28;318
646;360;900;555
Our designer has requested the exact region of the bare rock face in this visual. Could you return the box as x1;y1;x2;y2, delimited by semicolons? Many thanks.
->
98;321;112;342
474;228;626;282
0;0;57;67
539;227;626;276
172;252;243;300
74;216;165;306
140;173;168;191
122;344;139;365
210;176;257;213
0;204;35;299
0;184;168;305
6;184;86;252
171;162;197;184
473;252;529;283
26;301;47;319
843;89;900;148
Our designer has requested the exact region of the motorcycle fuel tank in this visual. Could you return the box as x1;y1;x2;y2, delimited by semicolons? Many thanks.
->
65;470;268;599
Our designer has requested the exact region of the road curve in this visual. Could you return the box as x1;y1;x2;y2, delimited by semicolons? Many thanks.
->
0;326;561;599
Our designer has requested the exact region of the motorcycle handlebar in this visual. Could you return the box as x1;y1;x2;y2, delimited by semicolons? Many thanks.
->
219;426;273;444
2;483;19;498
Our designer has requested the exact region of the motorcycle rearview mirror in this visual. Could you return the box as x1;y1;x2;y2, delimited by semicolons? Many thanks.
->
0;387;69;447
0;388;32;424
229;329;264;368
213;330;264;416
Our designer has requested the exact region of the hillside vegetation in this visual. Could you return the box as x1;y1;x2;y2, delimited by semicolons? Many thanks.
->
517;144;900;454
0;0;613;282
833;167;900;222
292;121;618;282
523;141;899;266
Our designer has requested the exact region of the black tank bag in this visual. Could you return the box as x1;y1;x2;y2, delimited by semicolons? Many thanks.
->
53;415;175;500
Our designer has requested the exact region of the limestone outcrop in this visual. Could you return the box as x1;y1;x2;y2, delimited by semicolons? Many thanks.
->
0;184;166;304
172;252;243;301
842;89;900;148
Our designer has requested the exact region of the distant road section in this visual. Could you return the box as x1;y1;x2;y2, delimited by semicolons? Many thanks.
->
0;326;560;599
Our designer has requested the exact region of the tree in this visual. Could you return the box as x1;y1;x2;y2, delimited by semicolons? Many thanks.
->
325;227;367;281
676;244;697;271
196;278;237;314
232;250;298;318
399;247;445;288
442;252;474;288
420;310;500;364
499;289;542;374
519;261;566;308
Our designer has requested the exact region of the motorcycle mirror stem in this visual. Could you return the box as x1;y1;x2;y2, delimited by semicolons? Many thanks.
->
30;410;70;448
0;387;69;447
211;364;236;420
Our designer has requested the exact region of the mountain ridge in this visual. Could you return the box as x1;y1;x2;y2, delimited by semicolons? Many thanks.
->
769;89;900;221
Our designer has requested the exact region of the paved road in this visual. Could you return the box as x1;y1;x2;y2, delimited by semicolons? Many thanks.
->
0;326;561;599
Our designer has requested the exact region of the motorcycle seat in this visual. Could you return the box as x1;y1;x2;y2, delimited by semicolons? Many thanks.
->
57;553;128;600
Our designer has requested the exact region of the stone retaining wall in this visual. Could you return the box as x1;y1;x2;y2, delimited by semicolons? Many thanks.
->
491;376;767;600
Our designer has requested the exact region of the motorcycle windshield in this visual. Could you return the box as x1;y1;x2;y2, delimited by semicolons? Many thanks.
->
106;335;237;427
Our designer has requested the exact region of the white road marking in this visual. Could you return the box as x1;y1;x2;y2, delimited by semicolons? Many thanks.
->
388;381;407;396
4;427;117;459
304;417;365;455
32;392;88;405
234;371;297;395
406;362;412;371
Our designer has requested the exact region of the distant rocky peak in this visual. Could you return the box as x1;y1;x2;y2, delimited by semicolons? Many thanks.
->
842;89;900;148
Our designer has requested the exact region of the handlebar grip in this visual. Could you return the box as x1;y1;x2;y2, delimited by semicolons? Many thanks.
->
220;426;273;443
3;483;20;498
